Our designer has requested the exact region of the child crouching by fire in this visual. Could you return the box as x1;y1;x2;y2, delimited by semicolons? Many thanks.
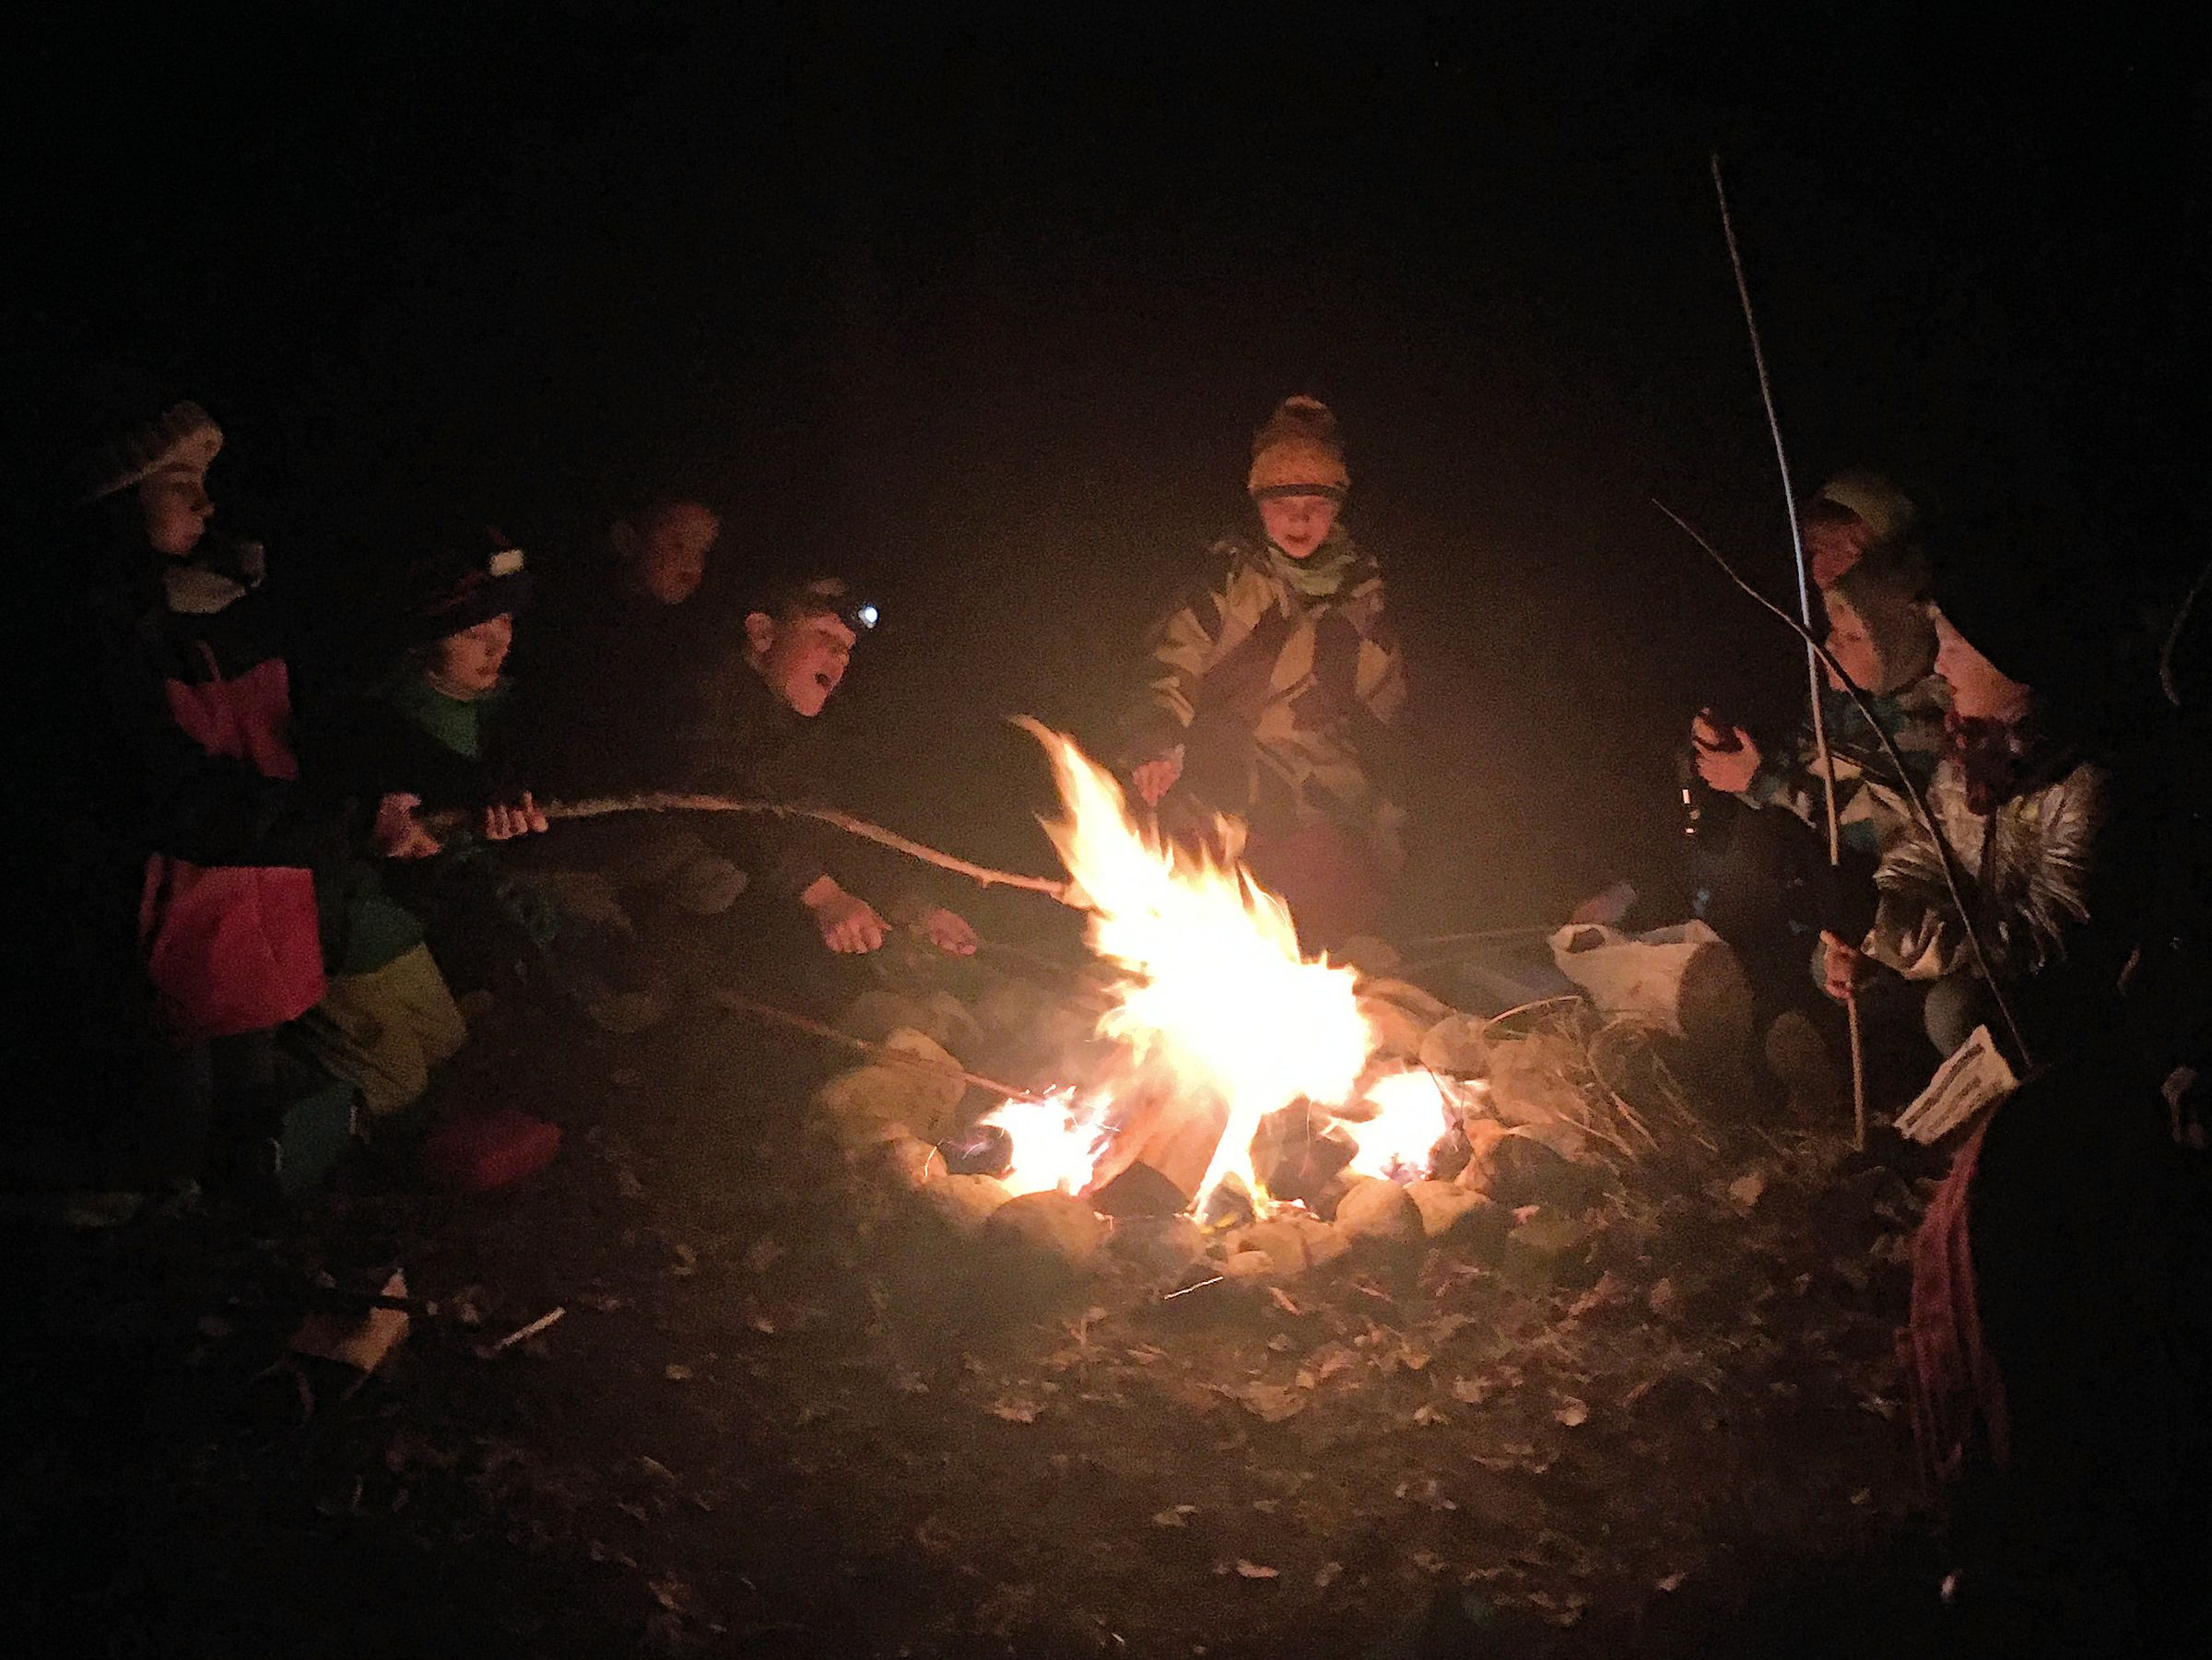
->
303;533;659;1122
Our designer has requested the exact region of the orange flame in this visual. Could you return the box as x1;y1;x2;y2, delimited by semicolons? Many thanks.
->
1342;1070;1455;1182
1014;720;1377;1217
980;1090;1113;1196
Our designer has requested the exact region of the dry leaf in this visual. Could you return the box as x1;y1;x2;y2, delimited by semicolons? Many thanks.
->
1413;1403;1448;1426
1267;1285;1305;1316
1654;1571;1687;1592
664;1363;693;1381
1226;1382;1307;1422
1727;1171;1767;1210
988;1397;1041;1423
1234;1560;1280;1580
1151;1504;1197;1527
1315;1561;1344;1588
1554;1397;1589;1427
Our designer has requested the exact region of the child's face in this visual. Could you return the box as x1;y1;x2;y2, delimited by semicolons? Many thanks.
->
1256;492;1340;560
137;460;214;557
623;500;720;606
427;615;514;699
1821;595;1881;693
747;608;855;718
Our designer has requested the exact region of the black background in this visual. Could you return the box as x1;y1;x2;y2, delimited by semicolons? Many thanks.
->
16;3;2205;925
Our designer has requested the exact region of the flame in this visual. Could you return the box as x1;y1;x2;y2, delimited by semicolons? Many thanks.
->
981;1090;1113;1196
1342;1070;1455;1182
1017;720;1373;1217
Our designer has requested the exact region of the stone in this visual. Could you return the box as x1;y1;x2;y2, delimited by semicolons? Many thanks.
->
1418;1013;1491;1078
1333;1176;1421;1245
1107;1213;1209;1273
1406;1180;1490;1239
1484;1035;1592;1160
813;1028;967;1148
1225;1217;1313;1277
920;1173;1012;1234
985;1190;1110;1266
1220;1251;1274;1280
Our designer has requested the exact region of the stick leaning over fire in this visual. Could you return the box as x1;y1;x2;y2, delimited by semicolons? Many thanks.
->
422;794;1076;905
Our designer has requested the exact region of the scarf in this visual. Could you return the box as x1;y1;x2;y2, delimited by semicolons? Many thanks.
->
1263;525;1364;601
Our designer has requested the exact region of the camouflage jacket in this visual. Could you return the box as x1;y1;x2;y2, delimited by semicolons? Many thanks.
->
1124;525;1406;843
1864;744;2106;984
1743;674;1950;861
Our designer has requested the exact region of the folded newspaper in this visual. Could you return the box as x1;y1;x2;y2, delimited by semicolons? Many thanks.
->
1893;1025;2018;1145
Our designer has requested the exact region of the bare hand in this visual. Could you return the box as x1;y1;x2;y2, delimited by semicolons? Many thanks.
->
807;885;888;954
1819;930;1867;1002
914;906;978;956
482;791;549;841
373;792;441;859
1130;752;1183;806
1690;713;1761;794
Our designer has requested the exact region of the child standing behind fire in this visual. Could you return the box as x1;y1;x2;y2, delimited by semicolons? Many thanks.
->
1122;396;1407;951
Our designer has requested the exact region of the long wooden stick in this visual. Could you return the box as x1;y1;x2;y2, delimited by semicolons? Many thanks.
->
1654;500;2033;1070
432;793;1075;904
706;987;1053;1103
1709;151;1866;1149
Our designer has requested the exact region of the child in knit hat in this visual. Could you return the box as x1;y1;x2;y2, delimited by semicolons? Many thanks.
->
41;382;435;1204
1121;395;1408;956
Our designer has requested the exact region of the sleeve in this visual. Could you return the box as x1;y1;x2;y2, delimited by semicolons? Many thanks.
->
1864;818;1968;981
1119;549;1258;765
1345;594;1408;815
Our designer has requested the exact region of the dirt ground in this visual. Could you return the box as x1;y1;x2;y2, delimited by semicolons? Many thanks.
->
16;941;1956;1660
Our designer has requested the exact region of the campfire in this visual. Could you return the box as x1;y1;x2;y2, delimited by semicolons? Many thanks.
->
810;723;1509;1271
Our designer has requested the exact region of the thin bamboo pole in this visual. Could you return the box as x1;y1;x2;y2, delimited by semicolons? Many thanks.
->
1709;152;1868;1149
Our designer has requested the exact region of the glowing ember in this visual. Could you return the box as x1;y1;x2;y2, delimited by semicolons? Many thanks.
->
1341;1070;1455;1182
982;1090;1113;1196
1017;720;1373;1217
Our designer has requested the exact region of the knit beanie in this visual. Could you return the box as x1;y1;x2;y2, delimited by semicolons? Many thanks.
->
1809;469;1916;546
394;534;532;647
1247;395;1349;500
63;358;225;506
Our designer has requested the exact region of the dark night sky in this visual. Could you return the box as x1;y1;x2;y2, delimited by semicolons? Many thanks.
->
16;4;2206;924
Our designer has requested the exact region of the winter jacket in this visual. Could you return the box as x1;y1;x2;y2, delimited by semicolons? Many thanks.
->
103;545;335;1041
1863;718;2106;990
688;660;832;900
1123;524;1406;849
1740;673;1949;862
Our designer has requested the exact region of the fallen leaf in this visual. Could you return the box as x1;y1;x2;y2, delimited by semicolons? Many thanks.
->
664;1364;693;1381
1314;1561;1343;1588
1413;1404;1449;1426
1655;1571;1687;1592
1727;1172;1767;1211
668;1242;699;1277
1451;1375;1489;1405
1412;1549;1448;1574
1267;1286;1305;1316
988;1397;1041;1423
1554;1397;1589;1427
1224;1382;1307;1422
1151;1504;1196;1528
1234;1560;1279;1580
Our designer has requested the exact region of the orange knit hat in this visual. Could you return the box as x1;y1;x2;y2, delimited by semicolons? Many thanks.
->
1246;395;1349;500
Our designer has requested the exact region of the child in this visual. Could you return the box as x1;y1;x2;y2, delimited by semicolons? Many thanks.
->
302;536;547;1115
1121;396;1407;950
64;387;429;1195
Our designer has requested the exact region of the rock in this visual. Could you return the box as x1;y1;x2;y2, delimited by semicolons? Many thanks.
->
1418;1013;1491;1078
1406;1180;1491;1239
1107;1213;1208;1273
985;1190;1110;1266
1333;1176;1422;1245
1220;1250;1274;1280
883;1134;943;1188
1484;1035;1592;1160
1089;1160;1191;1218
1454;1119;1513;1194
920;1173;1012;1234
1359;979;1452;1060
1225;1216;1318;1277
813;1028;967;1148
